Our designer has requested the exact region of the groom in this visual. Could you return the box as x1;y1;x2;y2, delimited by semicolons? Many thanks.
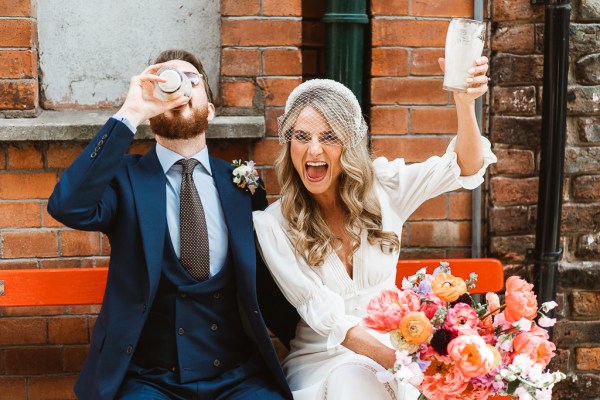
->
48;49;292;399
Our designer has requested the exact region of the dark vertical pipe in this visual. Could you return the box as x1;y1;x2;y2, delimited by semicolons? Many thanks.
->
472;0;484;260
323;0;368;104
533;0;571;338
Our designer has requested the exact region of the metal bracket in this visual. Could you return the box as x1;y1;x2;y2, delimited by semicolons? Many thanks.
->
526;248;564;262
0;280;4;296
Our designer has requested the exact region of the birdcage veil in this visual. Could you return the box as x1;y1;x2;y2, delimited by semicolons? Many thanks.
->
277;79;368;148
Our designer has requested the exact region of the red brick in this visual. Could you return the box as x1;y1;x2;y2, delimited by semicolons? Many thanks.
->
410;49;445;76
28;376;78;400
127;141;153;155
400;247;447;260
260;167;281;196
0;0;31;16
69;304;101;315
101;233;111;256
79;256;110;269
302;0;326;18
2;305;67;317
0;50;35;78
491;149;535;176
46;143;86;169
0;260;38;270
64;345;89;372
0;202;41;228
371;0;408;15
408;196;447;221
449;192;472;219
371;78;447;105
48;316;88;344
373;20;447;47
371;48;409;77
491;177;539;205
257;77;302;107
265;107;284;137
0;147;5;169
301;48;321;77
253;139;283;165
43;206;65;228
447;249;471;258
572;175;600;201
221;80;255;107
571;291;600;319
222;20;301;46
2;230;58;258
370;107;408;135
263;0;301;16
410;0;473;17
302;21;326;47
221;0;260;16
576;348;600;371
263;48;302;76
0;81;37;110
40;259;81;269
60;230;100;257
221;48;260;76
409;221;471;247
0;19;34;47
7;144;43;169
410;108;457;134
492;23;535;53
207;141;250;164
371;137;450;163
5;347;62;374
0;377;26;400
0;318;47;345
492;0;544;21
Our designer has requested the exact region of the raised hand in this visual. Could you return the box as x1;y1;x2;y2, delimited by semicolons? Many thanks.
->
115;63;190;127
438;56;489;105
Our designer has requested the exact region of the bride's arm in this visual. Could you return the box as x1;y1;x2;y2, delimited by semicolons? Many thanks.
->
342;326;396;369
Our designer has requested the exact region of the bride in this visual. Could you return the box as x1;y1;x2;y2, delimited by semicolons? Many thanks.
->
254;58;495;399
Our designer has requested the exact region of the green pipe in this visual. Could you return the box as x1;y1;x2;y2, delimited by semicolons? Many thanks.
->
323;0;368;104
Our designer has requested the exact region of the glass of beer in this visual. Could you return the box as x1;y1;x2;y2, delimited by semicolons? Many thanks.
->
442;18;486;92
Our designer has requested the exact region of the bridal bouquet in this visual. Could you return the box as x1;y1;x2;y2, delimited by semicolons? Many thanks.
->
364;262;565;400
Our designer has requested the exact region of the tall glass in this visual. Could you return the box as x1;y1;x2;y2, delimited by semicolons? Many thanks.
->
442;18;486;92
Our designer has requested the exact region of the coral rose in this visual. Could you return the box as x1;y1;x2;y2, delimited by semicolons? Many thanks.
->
447;335;494;378
400;311;433;344
421;292;445;319
431;273;467;302
504;276;538;323
512;325;556;367
364;288;420;332
444;303;479;335
421;363;469;400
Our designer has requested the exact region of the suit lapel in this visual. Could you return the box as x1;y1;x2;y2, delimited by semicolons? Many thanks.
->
209;156;255;290
128;147;167;299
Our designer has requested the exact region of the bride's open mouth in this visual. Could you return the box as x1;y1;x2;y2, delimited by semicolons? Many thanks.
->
305;161;328;182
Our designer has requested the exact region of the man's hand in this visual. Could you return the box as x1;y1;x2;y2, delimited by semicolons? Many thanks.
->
114;63;190;127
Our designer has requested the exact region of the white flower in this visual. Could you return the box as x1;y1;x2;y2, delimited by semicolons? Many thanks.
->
231;159;262;194
376;370;394;383
537;316;557;328
497;333;514;352
513;318;533;332
514;387;533;400
535;387;553;400
540;301;558;313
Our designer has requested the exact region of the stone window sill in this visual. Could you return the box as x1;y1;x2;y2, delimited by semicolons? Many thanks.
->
0;111;265;141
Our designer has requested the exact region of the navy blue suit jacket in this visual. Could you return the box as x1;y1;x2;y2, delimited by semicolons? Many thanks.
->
48;119;292;400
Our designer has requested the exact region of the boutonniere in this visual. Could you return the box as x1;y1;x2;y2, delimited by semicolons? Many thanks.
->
231;159;264;195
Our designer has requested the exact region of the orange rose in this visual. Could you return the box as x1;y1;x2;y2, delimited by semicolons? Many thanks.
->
512;325;556;367
504;276;538;323
431;273;467;302
400;311;433;344
447;335;494;378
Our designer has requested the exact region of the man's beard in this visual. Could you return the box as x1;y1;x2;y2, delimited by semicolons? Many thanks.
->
149;104;209;140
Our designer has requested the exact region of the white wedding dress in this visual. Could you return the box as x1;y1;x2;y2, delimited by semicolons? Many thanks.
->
253;138;496;400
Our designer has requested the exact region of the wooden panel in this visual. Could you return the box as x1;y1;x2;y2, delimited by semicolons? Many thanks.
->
396;258;504;294
0;268;108;307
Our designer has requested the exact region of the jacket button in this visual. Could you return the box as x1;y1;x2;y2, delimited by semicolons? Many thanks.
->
211;323;218;332
213;359;221;367
170;366;177;373
178;327;185;336
213;291;220;299
126;345;133;355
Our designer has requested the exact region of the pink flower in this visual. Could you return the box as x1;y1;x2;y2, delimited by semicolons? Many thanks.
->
512;325;556;367
447;335;494;378
421;292;445;319
364;288;420;332
444;303;479;335
421;362;469;400
485;292;501;315
504;276;538;323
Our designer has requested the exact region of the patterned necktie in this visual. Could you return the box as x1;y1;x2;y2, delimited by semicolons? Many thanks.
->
177;158;210;281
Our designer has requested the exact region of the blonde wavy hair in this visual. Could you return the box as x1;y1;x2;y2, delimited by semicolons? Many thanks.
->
275;83;400;267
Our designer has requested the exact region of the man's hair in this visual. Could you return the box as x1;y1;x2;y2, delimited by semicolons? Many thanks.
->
154;49;213;102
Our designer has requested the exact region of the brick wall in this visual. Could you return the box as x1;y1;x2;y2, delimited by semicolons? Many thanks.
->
370;0;480;259
488;0;600;397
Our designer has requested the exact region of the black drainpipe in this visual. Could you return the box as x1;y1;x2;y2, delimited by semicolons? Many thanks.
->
531;0;571;338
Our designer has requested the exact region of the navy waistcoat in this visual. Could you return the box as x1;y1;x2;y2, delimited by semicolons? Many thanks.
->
133;234;253;383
